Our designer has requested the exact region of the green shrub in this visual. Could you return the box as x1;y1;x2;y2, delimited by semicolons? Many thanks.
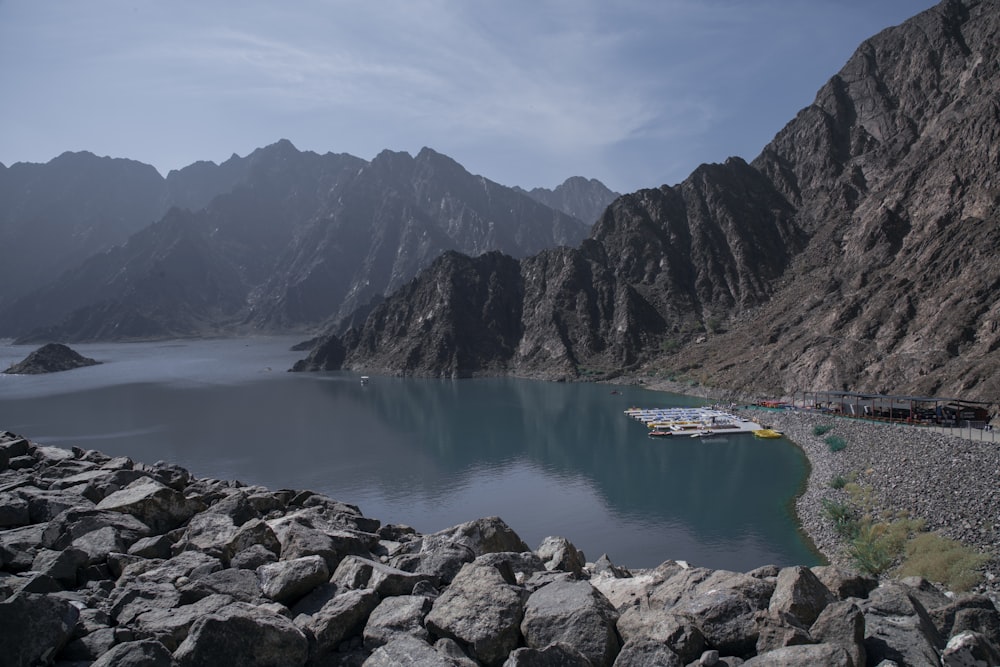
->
822;499;859;539
899;532;990;592
850;523;894;575
813;424;834;436
825;435;847;452
830;475;848;490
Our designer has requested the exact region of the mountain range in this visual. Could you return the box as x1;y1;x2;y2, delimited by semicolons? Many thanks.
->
3;0;996;403
297;0;1000;402
0;144;615;341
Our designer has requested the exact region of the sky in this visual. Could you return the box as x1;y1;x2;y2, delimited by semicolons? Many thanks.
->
0;1;938;194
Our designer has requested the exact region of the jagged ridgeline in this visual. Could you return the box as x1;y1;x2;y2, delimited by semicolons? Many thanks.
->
0;144;612;342
301;0;1000;401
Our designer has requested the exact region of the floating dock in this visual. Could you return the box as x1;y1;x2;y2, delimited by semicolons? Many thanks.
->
624;407;762;438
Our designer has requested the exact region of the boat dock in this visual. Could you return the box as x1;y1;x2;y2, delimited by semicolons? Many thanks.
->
624;407;763;438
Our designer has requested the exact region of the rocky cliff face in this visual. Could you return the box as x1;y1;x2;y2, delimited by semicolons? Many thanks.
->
2;144;591;343
327;0;1000;401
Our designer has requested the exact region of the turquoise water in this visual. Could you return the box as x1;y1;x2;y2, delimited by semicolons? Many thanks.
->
0;338;818;570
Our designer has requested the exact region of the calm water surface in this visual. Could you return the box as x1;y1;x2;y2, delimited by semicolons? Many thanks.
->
0;338;819;570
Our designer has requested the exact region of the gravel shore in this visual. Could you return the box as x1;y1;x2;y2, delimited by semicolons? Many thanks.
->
734;406;1000;598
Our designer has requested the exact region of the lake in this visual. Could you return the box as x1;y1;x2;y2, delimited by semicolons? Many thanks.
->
0;337;819;571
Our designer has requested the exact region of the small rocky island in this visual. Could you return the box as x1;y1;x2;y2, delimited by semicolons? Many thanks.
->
2;430;999;666
3;343;101;375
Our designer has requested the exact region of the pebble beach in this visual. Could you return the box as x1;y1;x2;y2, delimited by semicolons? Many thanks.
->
736;406;1000;598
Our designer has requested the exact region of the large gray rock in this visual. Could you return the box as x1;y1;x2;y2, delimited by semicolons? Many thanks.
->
130;592;234;650
768;565;833;627
363;595;432;648
177;566;264;604
503;642;594;666
520;579;621;667
31;546;89;586
19;486;96;523
171;511;240;558
425;562;528;666
363;635;462;666
41;507;151;554
424;517;530;558
811;565;878;600
536;536;586;576
0;593;80;665
89;639;174;667
257;554;329;604
615;606;705;663
810;601;866;667
611;638;683;667
742;642;853;666
173;602;309;667
2;342;100;374
0;492;30;527
929;594;1000;645
941;630;1000;667
334;554;434;596
673;587;760;658
222;517;280;565
754;611;813;655
294;588;380;659
96;477;200;533
862;582;944;667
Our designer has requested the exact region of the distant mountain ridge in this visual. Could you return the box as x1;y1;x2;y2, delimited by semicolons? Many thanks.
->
0;142;601;342
515;177;620;225
299;0;1000;402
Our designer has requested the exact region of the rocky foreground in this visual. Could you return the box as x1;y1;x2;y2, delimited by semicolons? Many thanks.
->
3;430;1000;666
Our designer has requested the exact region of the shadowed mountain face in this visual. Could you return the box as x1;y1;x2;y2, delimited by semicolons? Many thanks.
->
0;143;592;342
312;0;1000;400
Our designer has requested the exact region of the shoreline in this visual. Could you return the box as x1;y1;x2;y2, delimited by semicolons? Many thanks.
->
639;377;1000;598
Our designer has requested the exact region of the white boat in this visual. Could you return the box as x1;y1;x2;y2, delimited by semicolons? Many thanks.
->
360;376;369;385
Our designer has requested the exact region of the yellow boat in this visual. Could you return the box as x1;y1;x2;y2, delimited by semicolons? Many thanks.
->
753;429;783;439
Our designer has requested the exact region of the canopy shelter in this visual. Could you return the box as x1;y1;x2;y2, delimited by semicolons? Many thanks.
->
789;390;992;426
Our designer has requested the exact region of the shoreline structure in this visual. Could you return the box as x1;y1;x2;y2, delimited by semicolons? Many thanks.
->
640;378;1000;599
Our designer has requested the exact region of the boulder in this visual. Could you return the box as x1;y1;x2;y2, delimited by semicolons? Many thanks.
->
222;517;280;565
742;642;852;666
363;635;462;666
0;492;30;527
363;594;432;648
333;554;435;596
929;594;1000;644
754;611;813;654
768;565;833;627
19;486;96;523
88;638;174;667
425;561;527;666
673;588;760;658
611;638;683;666
294;588;380;659
811;565;878;600
0;593;80;665
536;536;586;576
503;642;594;666
130;592;235;650
862;582;944;666
940;630;1000;666
809;600;866;667
95;477;200;533
520;579;621;667
41;507;151;554
177;566;264;604
615;606;705;663
31;546;89;586
173;602;309;667
257;554;329;604
424;517;530;558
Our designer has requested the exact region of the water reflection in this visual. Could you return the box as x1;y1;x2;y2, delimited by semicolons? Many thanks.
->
0;341;817;570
